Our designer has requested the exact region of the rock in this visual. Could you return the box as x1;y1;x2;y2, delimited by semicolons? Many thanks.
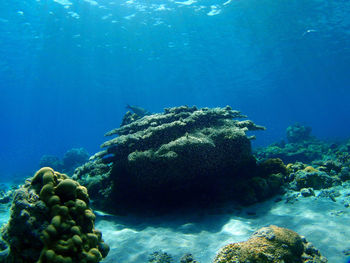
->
317;189;341;202
0;188;14;204
148;251;174;263
290;169;340;191
343;248;350;256
339;167;350;181
180;253;198;263
258;158;288;177
322;160;342;174
300;188;315;197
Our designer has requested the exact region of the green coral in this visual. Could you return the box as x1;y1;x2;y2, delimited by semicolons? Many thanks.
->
34;167;109;263
1;167;109;263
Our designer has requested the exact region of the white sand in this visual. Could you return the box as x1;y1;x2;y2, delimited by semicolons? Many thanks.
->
96;189;350;262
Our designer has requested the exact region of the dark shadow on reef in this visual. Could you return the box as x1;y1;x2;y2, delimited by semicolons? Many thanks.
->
73;106;287;215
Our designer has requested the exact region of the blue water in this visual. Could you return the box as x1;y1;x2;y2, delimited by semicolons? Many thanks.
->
1;0;350;177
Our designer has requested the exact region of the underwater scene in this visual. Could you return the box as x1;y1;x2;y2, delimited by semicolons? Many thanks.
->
1;0;350;262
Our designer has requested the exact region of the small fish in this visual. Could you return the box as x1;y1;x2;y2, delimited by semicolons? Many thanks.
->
302;29;317;36
126;104;151;117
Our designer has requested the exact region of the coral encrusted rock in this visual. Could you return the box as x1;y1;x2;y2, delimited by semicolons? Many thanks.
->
255;124;328;164
62;148;90;174
289;167;341;191
1;167;109;263
74;105;266;213
214;225;327;263
286;123;312;143
39;148;90;176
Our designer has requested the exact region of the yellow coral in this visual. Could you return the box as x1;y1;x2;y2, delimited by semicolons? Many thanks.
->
286;163;293;171
304;166;318;173
48;195;61;207
40;183;54;203
55;179;78;201
32;167;55;185
33;167;109;263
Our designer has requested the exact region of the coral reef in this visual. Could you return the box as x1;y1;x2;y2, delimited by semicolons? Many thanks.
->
147;252;198;263
148;251;174;263
258;133;350;208
0;167;109;263
126;104;151;117
39;148;89;175
286;123;312;143
256;124;350;165
255;124;326;164
258;158;288;177
289;168;341;191
39;155;63;172
1;121;349;262
72;160;113;207
0;184;16;205
241;158;288;204
74;105;274;213
121;105;152;126
62;148;90;174
255;140;325;164
214;225;327;263
121;111;141;126
285;155;349;192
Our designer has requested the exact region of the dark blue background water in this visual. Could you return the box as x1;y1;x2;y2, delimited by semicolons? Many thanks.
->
1;0;349;177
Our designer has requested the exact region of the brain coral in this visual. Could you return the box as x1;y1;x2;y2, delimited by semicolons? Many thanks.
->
74;105;266;213
214;225;327;263
1;167;109;263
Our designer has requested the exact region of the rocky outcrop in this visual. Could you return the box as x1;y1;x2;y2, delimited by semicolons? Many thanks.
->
74;106;270;213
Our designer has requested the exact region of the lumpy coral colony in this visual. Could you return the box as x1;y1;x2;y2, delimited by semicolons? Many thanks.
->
214;225;327;263
1;167;109;263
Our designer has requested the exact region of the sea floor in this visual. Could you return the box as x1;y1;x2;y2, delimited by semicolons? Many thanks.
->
1;184;350;263
95;186;350;263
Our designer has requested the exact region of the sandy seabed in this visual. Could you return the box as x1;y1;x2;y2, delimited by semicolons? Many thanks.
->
1;186;350;263
95;187;350;263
